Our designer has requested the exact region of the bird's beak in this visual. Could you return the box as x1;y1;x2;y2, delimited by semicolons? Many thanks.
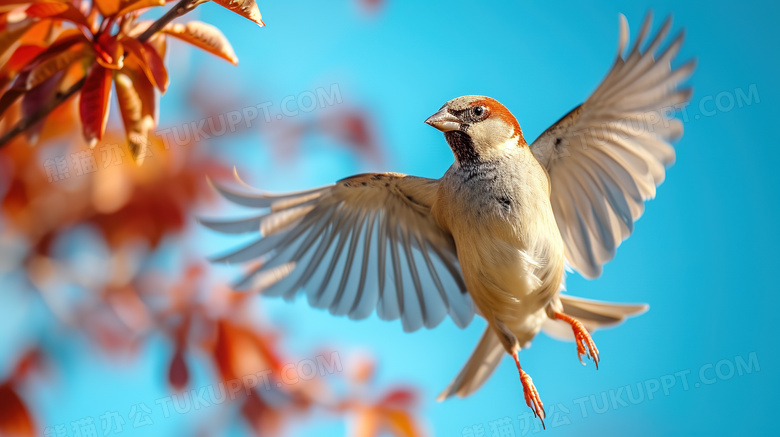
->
425;108;460;132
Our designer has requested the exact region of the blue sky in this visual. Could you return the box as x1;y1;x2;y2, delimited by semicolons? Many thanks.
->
6;0;779;435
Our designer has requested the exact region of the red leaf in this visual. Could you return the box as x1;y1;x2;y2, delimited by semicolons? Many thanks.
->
241;390;284;435
79;64;112;147
212;0;265;27
168;347;189;391
25;2;91;28
95;33;123;70
122;38;168;92
21;69;64;144
25;2;69;16
1;44;45;76
11;349;45;382
379;388;417;408
0;44;45;91
0;383;36;437
358;0;385;13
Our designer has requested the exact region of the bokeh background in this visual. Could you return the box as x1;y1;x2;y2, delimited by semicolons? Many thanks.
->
1;0;778;436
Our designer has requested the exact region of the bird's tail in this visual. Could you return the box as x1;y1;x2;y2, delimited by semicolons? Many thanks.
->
437;326;504;401
438;296;648;401
542;295;648;340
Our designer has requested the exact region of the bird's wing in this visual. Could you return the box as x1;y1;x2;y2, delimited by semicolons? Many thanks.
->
530;13;694;279
202;171;475;332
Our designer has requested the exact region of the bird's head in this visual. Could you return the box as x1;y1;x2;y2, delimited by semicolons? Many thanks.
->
425;95;526;165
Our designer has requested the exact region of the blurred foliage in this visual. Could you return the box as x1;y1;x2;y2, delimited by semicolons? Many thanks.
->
0;1;419;436
0;0;261;161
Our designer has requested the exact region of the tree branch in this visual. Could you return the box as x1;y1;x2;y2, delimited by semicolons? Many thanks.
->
0;0;203;149
137;0;205;42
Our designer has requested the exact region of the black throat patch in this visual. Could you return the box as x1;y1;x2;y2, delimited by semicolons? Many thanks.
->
444;130;480;165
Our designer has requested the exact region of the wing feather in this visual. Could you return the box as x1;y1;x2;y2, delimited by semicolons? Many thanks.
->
531;13;693;278
331;212;365;314
350;210;377;317
204;172;474;331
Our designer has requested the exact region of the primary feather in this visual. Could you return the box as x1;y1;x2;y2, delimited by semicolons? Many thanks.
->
203;172;475;332
531;12;694;278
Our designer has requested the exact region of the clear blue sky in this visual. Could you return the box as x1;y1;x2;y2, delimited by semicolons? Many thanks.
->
14;0;779;435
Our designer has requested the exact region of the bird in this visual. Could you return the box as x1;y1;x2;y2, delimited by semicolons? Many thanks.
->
200;13;693;426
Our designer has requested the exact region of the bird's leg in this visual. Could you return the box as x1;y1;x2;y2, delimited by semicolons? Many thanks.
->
554;312;600;369
512;351;545;428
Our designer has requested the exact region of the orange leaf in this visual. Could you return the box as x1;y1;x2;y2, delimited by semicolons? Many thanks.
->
16;20;58;47
25;1;91;28
212;0;265;26
352;408;380;437
0;31;88;117
0;29;84;114
86;3;100;33
0;383;36;437
114;72;143;124
0;18;34;58
25;43;89;89
0;44;44;90
163;21;238;65
381;408;420;437
30;28;86;55
79;64;112;147
114;69;156;162
95;33;123;70
349;355;376;385
25;2;69;16
117;0;165;16
213;320;282;383
122;38;168;92
14;29;88;83
1;44;45;75
94;0;121;16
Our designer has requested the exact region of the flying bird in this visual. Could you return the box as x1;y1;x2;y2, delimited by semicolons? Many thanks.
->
201;13;693;425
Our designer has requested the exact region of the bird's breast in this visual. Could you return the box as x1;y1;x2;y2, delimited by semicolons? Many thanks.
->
434;156;555;243
432;155;565;337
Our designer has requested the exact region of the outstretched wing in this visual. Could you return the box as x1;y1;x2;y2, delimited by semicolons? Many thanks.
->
202;171;475;332
531;13;694;279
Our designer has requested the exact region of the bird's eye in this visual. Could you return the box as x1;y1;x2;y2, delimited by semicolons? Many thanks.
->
473;106;485;117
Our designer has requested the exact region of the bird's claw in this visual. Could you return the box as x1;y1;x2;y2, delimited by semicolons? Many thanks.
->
555;312;600;370
513;352;545;429
521;371;546;427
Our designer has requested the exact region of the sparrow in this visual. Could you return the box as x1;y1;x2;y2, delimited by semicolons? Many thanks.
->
201;13;693;425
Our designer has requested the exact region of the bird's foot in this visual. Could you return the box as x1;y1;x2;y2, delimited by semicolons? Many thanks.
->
512;352;545;429
554;312;600;369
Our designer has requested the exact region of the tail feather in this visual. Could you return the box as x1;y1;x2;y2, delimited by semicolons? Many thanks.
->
437;326;504;401
439;296;648;401
543;295;648;340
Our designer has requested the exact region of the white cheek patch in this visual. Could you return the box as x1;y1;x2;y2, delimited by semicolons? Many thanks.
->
470;118;516;157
